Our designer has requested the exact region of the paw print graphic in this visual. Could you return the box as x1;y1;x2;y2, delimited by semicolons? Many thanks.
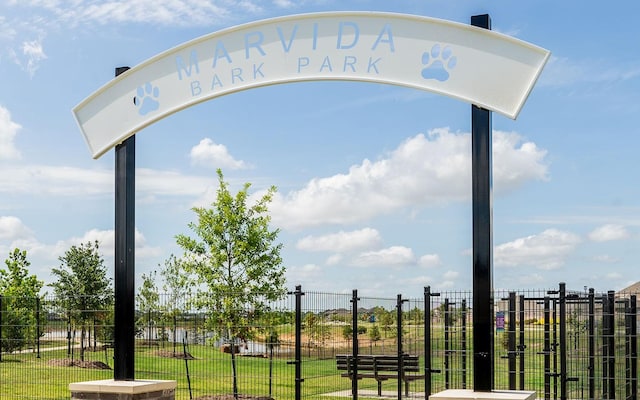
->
133;82;160;116
421;44;457;82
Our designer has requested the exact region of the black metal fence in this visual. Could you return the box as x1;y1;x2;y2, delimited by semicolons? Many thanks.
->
0;283;637;399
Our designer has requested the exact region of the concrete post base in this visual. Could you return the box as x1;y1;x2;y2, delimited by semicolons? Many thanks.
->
69;379;176;400
430;389;536;400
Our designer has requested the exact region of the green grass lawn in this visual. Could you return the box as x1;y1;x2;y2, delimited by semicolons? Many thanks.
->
1;325;637;400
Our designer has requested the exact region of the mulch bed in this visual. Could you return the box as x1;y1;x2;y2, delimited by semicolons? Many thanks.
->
195;396;273;400
47;359;111;369
155;350;196;359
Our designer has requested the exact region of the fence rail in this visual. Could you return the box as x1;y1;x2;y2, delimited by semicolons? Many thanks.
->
0;283;638;399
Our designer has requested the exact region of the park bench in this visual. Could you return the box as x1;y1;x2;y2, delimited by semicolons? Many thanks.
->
336;354;425;396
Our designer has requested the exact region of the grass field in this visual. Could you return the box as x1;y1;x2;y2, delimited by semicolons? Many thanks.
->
1;327;636;400
1;314;637;400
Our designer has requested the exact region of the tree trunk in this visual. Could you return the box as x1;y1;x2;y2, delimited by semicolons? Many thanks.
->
80;326;86;361
173;315;177;356
230;339;239;400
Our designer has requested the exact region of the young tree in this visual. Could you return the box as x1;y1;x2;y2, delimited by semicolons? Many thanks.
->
368;324;381;343
160;254;191;355
0;249;44;353
176;169;286;399
136;271;161;342
50;241;113;360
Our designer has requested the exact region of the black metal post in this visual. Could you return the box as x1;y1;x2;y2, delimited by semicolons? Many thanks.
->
559;283;567;400
552;296;558;399
293;285;304;400
629;295;637;400
461;298;468;389
471;13;494;393
588;288;595;400
543;296;551;400
518;295;525;390
67;313;71;356
114;65;135;381
397;294;405;399
424;287;431;397
36;297;41;358
606;291;615;399
0;295;3;362
625;297;633;400
602;293;609;399
424;287;440;398
444;297;450;389
351;289;359;400
508;292;517;390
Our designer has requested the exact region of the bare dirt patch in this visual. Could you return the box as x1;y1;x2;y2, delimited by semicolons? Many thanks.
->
195;396;273;400
155;350;196;359
47;359;111;369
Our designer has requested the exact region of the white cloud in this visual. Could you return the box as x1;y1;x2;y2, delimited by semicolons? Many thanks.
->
0;225;163;285
0;164;214;197
588;224;629;242
442;270;459;280
325;254;342;265
592;255;620;264
190;138;249;170
273;0;296;7
285;263;326;288
494;228;581;270
6;0;257;27
62;0;231;26
350;246;416;267
513;273;545;287
0;106;22;161
137;168;215;196
271;129;548;229
296;228;382;253
7;38;47;77
0;16;17;41
418;254;441;268
0;217;43;263
399;275;433;286
53;227;162;260
22;38;47;77
438;280;456;289
0;216;33;240
493;131;548;192
605;272;622;280
540;56;640;87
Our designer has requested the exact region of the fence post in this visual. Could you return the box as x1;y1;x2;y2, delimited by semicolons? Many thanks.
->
444;297;450;389
0;295;3;362
289;285;304;400
508;292;517;390
588;288;595;400
602;290;615;399
629;295;637;400
625;297;632;400
559;283;567;400
351;289;359;400
462;298;468;389
397;294;406;399
518;294;525;390
607;290;616;400
543;296;551;400
424;287;440;397
36;296;41;358
553;294;558;399
424;287;431;397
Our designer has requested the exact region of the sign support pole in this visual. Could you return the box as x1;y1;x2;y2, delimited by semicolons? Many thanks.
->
471;14;494;392
114;66;136;380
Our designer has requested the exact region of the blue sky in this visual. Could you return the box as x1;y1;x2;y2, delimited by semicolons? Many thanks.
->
1;1;639;298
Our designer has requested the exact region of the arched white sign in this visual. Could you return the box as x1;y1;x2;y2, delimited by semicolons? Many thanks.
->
73;12;549;159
